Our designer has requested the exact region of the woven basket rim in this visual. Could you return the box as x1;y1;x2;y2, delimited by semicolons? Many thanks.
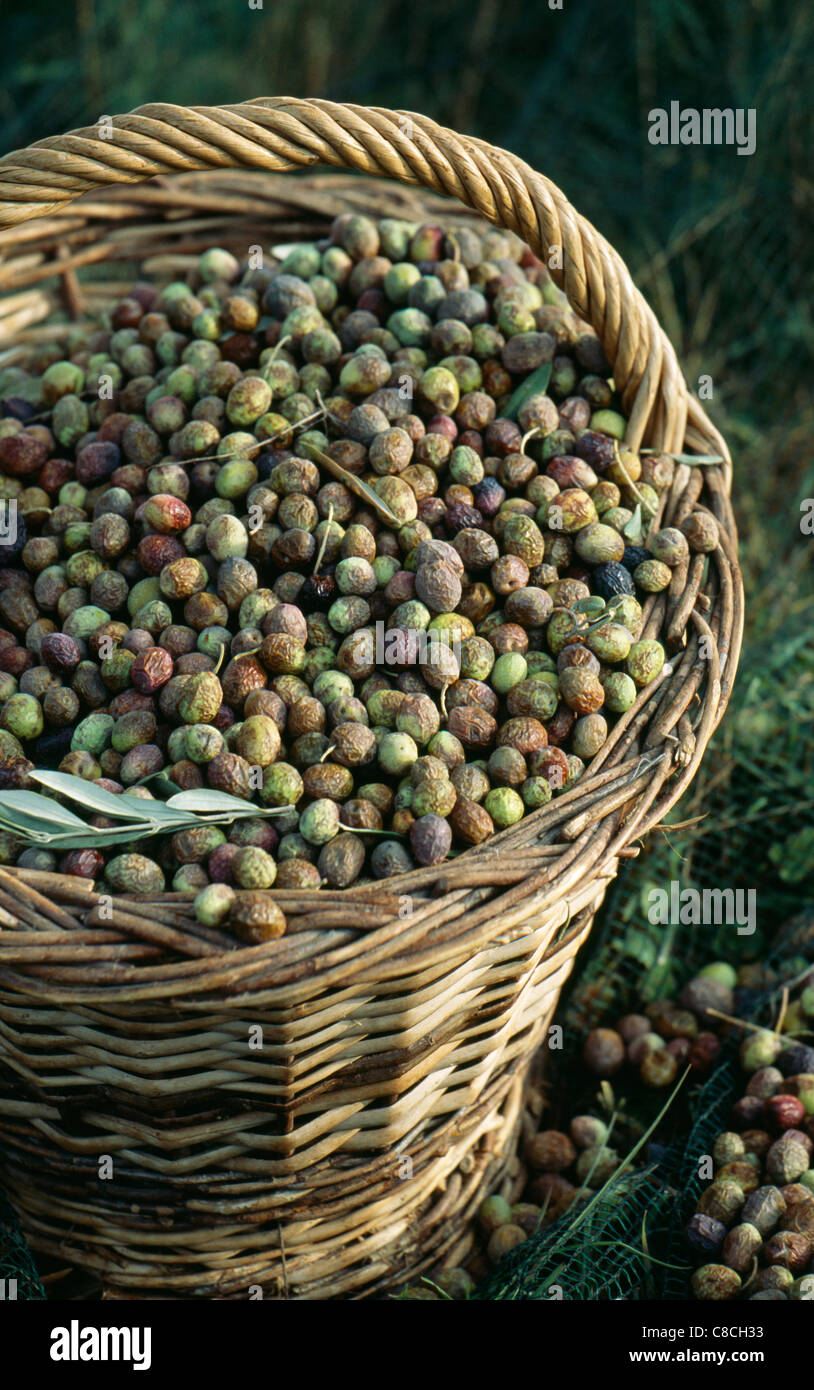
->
0;103;744;992
0;103;746;1302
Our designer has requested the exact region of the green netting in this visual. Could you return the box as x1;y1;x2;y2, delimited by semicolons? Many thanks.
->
477;1164;676;1301
656;1050;743;1300
477;985;781;1301
478;915;812;1302
0;1194;45;1300
477;614;814;1301
657;917;814;1299
474;1060;719;1301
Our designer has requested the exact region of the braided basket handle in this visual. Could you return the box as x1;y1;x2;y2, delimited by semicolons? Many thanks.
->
0;96;723;456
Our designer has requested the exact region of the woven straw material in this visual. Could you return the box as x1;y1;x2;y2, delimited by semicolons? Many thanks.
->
0;99;742;1298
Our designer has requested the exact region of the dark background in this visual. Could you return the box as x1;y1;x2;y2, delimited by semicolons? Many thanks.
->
0;0;812;917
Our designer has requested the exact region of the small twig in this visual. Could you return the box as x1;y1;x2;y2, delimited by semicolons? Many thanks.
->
57;243;84;321
163;402;330;467
314;389;347;430
704;1007;802;1040
268;334;292;363
612;442;655;516
739;1256;760;1295
652;813;709;834
519;425;542;456
553;595;625;642
312;501;335;575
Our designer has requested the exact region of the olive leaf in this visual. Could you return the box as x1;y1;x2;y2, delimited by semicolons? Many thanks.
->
0;777;287;854
640;450;725;465
557;595;626;642
30;770;169;819
623;503;645;545
0;793;173;847
572;597;608;616
52;823;176;848
165;789;284;816
674;454;725;465
119;792;190;821
0;791;88;828
502;362;553;422
0;804;75;843
299;440;402;526
130;772;184;800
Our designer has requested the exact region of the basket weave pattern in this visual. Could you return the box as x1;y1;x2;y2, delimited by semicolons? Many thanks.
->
0;100;742;1298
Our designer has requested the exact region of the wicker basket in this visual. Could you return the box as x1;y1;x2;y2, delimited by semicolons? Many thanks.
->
0;99;743;1299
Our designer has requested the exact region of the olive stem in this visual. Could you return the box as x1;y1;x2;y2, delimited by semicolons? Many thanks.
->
640;449;725;465
704;1006;801;1040
312;500;335;576
314;389;348;431
171;402;329;468
267;333;292;363
519;425;542;457
346;826;407;837
553;596;625;642
612;441;655;517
